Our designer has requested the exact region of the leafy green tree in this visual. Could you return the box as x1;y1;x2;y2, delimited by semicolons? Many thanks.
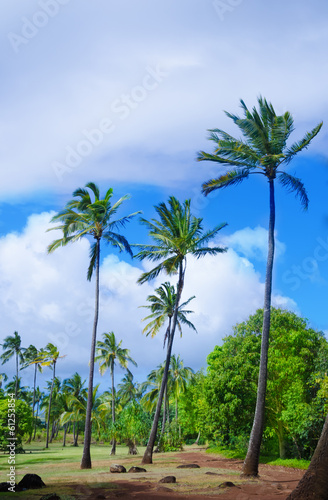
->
170;354;194;425
1;332;26;398
95;331;137;455
198;97;322;476
48;182;139;469
178;370;208;444
135;196;226;464
204;308;327;459
116;401;152;454
0;397;33;452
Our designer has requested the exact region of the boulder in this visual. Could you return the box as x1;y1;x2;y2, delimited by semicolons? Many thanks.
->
176;463;200;469
18;474;46;489
110;464;126;473
219;481;236;488
159;476;176;484
128;466;147;473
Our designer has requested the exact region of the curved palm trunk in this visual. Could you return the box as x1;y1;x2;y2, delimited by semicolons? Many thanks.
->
142;263;185;464
155;330;171;452
33;402;39;440
242;179;275;476
286;413;328;499
81;240;100;469
46;361;56;449
110;367;116;455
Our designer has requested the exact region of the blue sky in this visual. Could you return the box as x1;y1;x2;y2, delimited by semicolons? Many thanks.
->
1;0;328;391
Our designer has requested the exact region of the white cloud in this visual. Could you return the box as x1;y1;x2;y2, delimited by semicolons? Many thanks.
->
0;1;327;198
222;226;286;261
0;212;297;389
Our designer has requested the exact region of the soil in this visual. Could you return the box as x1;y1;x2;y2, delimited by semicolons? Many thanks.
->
61;448;305;500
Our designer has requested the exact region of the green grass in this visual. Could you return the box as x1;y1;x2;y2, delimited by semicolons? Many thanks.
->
207;446;310;470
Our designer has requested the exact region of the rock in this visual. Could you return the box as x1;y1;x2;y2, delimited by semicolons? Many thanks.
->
219;481;236;488
176;463;200;469
128;466;147;473
156;486;173;492
159;476;176;483
205;471;221;476
18;474;46;490
39;494;61;500
110;464;126;473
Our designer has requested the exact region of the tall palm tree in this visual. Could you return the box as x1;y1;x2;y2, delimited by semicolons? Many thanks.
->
134;196;227;463
0;332;26;398
47;182;139;469
5;377;30;400
33;387;44;440
141;283;196;446
95;331;137;455
37;343;64;448
197;97;322;476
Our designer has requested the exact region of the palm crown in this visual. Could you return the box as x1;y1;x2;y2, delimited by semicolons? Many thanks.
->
48;182;139;280
198;96;322;207
135;196;227;284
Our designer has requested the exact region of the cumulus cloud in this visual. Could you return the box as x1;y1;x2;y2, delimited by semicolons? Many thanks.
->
0;213;296;389
221;226;286;261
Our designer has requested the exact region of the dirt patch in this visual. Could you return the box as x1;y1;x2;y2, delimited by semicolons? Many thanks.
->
55;448;304;500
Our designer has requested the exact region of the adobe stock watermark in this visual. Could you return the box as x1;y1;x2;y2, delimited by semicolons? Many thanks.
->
52;64;169;183
8;0;71;54
212;0;243;21
282;236;328;291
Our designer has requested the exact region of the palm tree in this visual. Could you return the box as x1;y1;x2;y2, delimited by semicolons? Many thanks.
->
47;182;139;469
170;354;194;426
95;331;137;455
134;196;227;463
62;372;87;445
197;97;322;476
21;345;44;441
0;373;8;389
5;377;30;400
286;413;328;499
141;282;196;347
37;343;64;448
1;332;26;397
117;372;141;406
33;387;44;440
141;283;196;446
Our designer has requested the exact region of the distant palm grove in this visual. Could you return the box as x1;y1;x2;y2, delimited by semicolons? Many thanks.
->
0;98;326;499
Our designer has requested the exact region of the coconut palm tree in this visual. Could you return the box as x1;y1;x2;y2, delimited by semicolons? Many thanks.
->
5;377;30;400
0;332;26;398
170;354;194;425
33;387;44;440
95;331;137;455
117;372;141;406
141;283;196;446
134;196;227;463
141;282;196;347
37;343;64;448
21;345;44;441
197;96;322;476
47;182;139;469
0;373;8;389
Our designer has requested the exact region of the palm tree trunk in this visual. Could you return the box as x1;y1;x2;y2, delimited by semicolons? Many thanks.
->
110;368;116;455
15;352;18;398
242;179;275;477
46;362;56;449
142;262;185;464
286;413;328;499
63;424;67;447
81;240;100;469
33;402;39;440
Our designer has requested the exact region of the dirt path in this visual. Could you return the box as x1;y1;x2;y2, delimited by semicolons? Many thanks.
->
67;448;304;499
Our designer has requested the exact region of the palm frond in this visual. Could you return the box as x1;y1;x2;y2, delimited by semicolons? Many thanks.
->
284;122;323;164
277;171;309;210
202;169;250;195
